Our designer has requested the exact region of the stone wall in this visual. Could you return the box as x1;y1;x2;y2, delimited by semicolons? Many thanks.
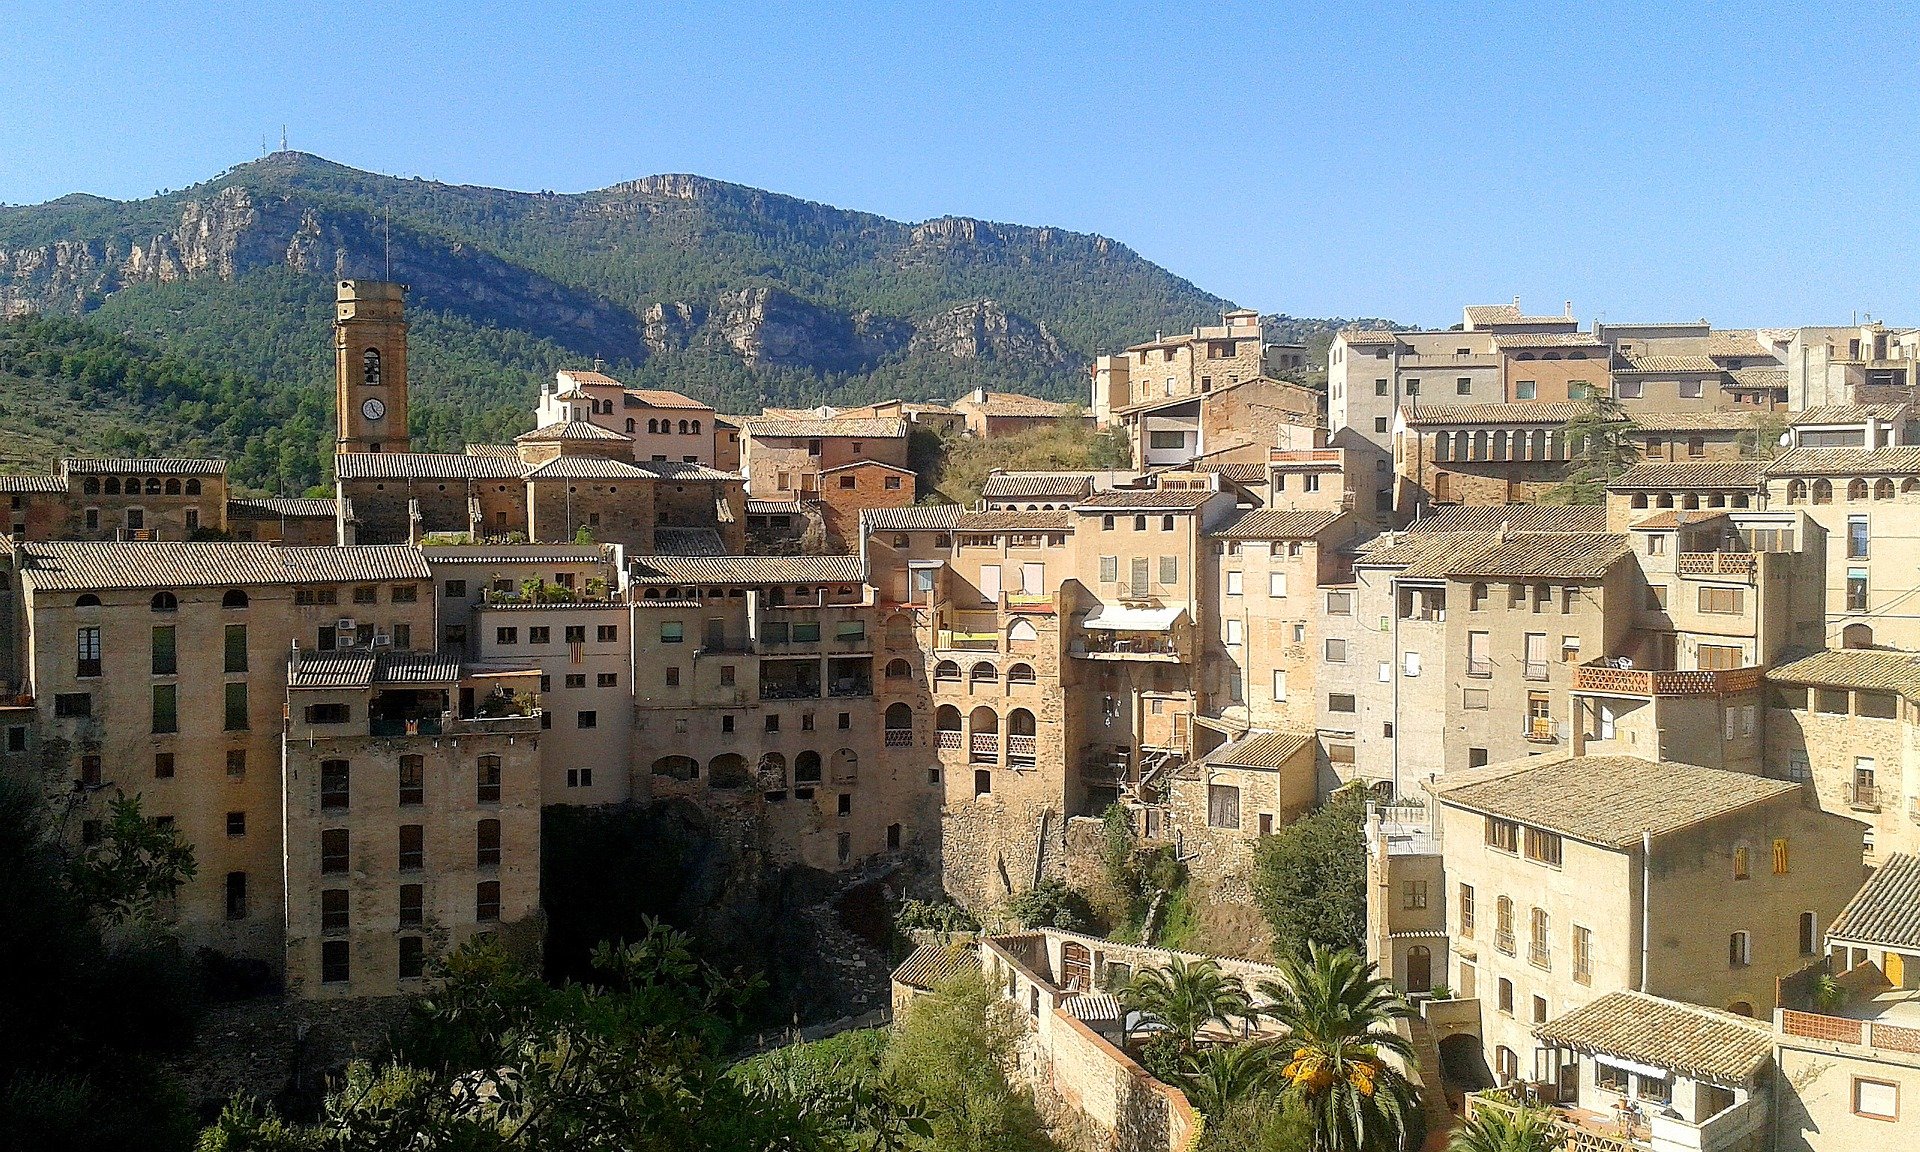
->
1036;1009;1199;1152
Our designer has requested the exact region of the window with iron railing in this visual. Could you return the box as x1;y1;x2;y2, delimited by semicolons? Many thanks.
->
1458;884;1474;938
1495;896;1515;955
1529;907;1551;969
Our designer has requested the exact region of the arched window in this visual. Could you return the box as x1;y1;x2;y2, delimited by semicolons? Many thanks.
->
885;703;914;730
831;749;857;783
933;660;961;682
650;755;699;780
1843;623;1874;649
1471;431;1488;461
648;419;660;434
1434;433;1451;463
103;478;120;495
626;418;636;433
969;706;999;737
969;661;998;686
75;593;101;608
678;420;690;434
1657;493;1674;509
1492;431;1508;461
935;705;962;750
885;658;912;680
1848;478;1870;501
1008;662;1037;685
150;591;178;613
1905;478;1920;496
1787;479;1807;504
795;750;823;784
1708;493;1726;508
1875;478;1895;500
362;349;381;385
477;818;501;866
1631;493;1648;509
185;478;201;495
1682;493;1699;510
1732;493;1750;508
758;752;787;789
144;477;161;495
82;477;99;494
708;753;749;788
222;588;249;609
1812;479;1833;504
1533;430;1550;460
164;478;181;495
1007;618;1039;649
691;420;701;435
1405;945;1433;993
1008;708;1036;737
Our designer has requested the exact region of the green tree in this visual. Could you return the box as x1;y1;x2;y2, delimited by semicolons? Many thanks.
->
882;972;1054;1152
1447;1100;1566;1152
1256;946;1418;1152
70;791;197;925
1541;391;1639;504
1003;879;1096;933
1251;793;1367;961
1120;957;1252;1054
1177;1042;1278;1121
1737;410;1789;460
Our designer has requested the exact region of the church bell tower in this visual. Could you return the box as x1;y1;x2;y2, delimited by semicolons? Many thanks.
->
334;279;410;453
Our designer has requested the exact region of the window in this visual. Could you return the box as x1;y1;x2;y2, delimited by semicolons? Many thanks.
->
149;590;176;613
1268;571;1287;597
318;828;350;875
1854;1078;1899;1121
1728;930;1751;968
664;667;680;687
1800;911;1819;956
55;692;92;717
476;881;500;922
399;755;424;805
566;767;594;788
1327;693;1355;714
1497;977;1514;1014
225;810;246;838
399;936;426;980
597;672;619;688
477;819;501;867
1524;827;1563;867
566;674;586;689
1272;670;1287;701
1529;906;1551;968
1148;430;1186;450
1733;845;1750;880
1326;591;1352;615
1459;884;1475;938
1615;378;1642;399
1374;416;1388;433
225;871;248;920
1159;556;1178;584
564;625;587;644
1485;817;1519;853
320;888;348;934
1402;880;1428;910
1698;586;1745;614
305;703;350;724
1226;571;1243;596
154;751;175;778
478;755;502;803
151;684;177;733
1573;925;1592;984
1596;1062;1628;1093
1773;838;1789;874
1514;381;1537;400
1225;619;1244;646
1532;995;1549;1024
399;884;424;928
1324;638;1347;663
319;939;349;984
495;626;518;645
1374;379;1389;396
1207;783;1241;829
76;626;102;678
598;624;618;642
1848;568;1869;611
320;759;349;809
1098;555;1118;581
224;682;249;731
443;580;467;599
577;710;597;729
1496;897;1515;955
399;824;424;871
659;622;683;644
391;584;417;603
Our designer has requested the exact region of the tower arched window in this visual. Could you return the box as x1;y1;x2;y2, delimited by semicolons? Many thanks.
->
185;478;201;495
691;419;701;435
363;348;382;385
648;419;660;434
679;419;690;434
626;418;636;433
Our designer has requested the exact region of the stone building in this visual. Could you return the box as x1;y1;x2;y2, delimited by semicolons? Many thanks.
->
1091;309;1267;425
950;388;1089;439
1110;375;1321;470
536;370;718;466
739;417;910;499
334;280;410;454
816;460;916;551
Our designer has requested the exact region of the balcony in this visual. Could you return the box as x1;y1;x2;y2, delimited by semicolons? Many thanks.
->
0;693;32;712
1781;1007;1920;1055
1522;661;1549;682
1007;734;1037;762
1071;633;1183;661
1528;942;1552;970
1678;551;1756;580
935;729;962;751
371;715;445;738
1849;781;1881;812
1467;1094;1634;1152
1572;661;1763;698
759;659;822;701
885;728;914;748
937;629;999;652
442;709;543;738
1004;593;1055;614
970;733;999;763
1524;718;1557;743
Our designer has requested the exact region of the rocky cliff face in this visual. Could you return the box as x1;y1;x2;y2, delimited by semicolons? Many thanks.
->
909;299;1065;365
708;286;911;372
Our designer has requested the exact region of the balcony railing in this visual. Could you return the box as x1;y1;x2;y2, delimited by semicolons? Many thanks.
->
371;716;445;738
0;693;34;710
1495;930;1516;956
760;682;822;701
1466;657;1491;677
1529;942;1552;970
885;728;914;748
1522;661;1549;682
1004;593;1055;613
937;630;999;652
1525;718;1556;743
935;729;962;751
1073;634;1182;658
828;679;873;698
1007;734;1037;761
970;733;999;762
1849;781;1881;811
1781;1009;1920;1055
1467;1094;1634;1152
1572;662;1764;697
1678;551;1756;578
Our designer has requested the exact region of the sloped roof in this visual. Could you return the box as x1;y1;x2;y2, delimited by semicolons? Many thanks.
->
746;499;811;516
956;391;1080;418
1628;510;1731;529
1725;366;1787;390
981;472;1096;499
652;527;725;555
1206;730;1315;770
630;554;866;585
557;369;622;386
892;940;979;990
522;457;656;480
1338;329;1402;346
862;505;964;531
1406;505;1605;534
1432;755;1800;849
515;420;632;443
956;510;1073;531
227;497;340;520
464;443;519;458
1630;411;1759;433
61;457;226;475
1790;404;1908;426
16;542;430;591
1766;447;1920;477
336;453;528;480
1212;508;1342;540
1829;853;1920;950
0;474;67;492
744;417;909;439
1076;488;1218;511
420;544;607;565
1359;531;1629;580
1493;331;1603;349
1535;991;1772;1086
1402;403;1582;426
634;461;736;482
1766;648;1920;702
623;388;710;410
1615;355;1722;373
1610;461;1767;490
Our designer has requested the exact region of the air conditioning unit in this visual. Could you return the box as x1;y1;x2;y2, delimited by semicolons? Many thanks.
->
335;618;358;633
371;631;393;648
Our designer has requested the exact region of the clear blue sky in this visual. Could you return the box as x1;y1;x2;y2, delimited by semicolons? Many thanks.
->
4;1;1916;328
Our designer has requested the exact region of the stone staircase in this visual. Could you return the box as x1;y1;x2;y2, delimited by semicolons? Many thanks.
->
1403;1015;1455;1136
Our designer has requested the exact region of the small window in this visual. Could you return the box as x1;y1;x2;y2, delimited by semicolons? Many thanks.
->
1854;1078;1899;1121
476;880;501;922
477;755;502;803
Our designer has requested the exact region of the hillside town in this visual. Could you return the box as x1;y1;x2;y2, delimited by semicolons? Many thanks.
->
6;280;1920;1152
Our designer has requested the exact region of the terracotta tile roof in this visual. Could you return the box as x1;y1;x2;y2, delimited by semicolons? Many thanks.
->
0;474;66;492
1338;329;1402;346
515;420;632;443
1610;461;1768;490
227;497;340;520
1629;411;1759;433
420;545;607;565
335;453;528;480
653;527;725;555
1406;505;1605;534
288;651;378;689
61;457;227;475
1766;648;1920;701
981;472;1096;499
1829;853;1920;950
862;505;963;531
955;391;1080;418
15;542;429;591
1212;508;1342;540
892;940;979;990
1076;488;1219;511
1703;331;1774;358
1432;754;1801;849
1790;404;1908;425
464;443;518;458
1628;509;1731;529
819;459;916;476
955;510;1073;531
1360;531;1628;580
1402;402;1582;426
1189;462;1271;483
557;369;623;387
622;388;710;410
634;461;736;482
1206;730;1315;769
629;554;866;585
522;457;656;480
1464;304;1522;327
1766;446;1920;477
1616;355;1722;373
746;499;812;516
1725;366;1786;390
1493;331;1603;349
744;417;909;438
1534;991;1773;1086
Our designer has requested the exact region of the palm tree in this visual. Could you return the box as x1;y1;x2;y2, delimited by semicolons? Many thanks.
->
1448;1099;1565;1152
1120;956;1252;1053
1176;1041;1277;1120
1256;944;1418;1152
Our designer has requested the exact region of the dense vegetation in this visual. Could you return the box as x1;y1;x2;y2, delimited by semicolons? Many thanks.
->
914;418;1132;505
1251;791;1368;961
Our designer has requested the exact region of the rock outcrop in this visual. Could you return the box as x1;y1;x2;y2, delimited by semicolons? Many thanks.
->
909;299;1066;365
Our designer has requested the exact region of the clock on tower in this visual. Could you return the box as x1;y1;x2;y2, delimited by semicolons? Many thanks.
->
334;279;410;454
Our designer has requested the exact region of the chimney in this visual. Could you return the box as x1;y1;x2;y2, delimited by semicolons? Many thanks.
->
1512;295;1521;310
1565;300;1573;319
1497;518;1511;543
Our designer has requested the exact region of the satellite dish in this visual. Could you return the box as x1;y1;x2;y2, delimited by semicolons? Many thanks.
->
1778;432;1792;447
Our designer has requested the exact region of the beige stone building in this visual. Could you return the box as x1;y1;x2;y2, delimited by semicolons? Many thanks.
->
739;417;910;499
536;369;718;466
1091;309;1267;424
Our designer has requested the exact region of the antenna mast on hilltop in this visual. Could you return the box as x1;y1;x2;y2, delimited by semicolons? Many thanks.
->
384;206;392;280
281;125;288;152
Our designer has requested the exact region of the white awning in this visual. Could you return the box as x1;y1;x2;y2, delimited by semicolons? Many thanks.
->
1082;605;1187;631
